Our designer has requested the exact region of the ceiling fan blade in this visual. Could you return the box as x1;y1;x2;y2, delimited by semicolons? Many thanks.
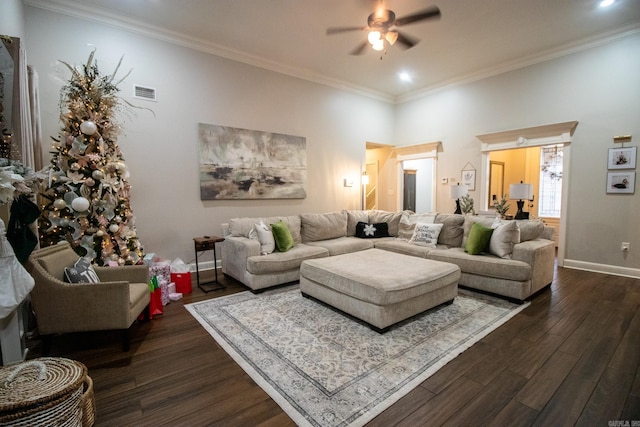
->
394;6;441;26
396;32;419;49
350;41;369;55
326;26;367;35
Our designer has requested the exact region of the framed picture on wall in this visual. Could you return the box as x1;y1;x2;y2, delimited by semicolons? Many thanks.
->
608;146;636;169
461;164;476;191
606;171;635;194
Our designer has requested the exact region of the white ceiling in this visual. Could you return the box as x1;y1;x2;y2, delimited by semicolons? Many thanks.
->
28;0;640;102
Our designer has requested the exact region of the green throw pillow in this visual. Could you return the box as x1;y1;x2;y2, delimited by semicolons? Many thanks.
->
271;220;294;252
465;222;494;255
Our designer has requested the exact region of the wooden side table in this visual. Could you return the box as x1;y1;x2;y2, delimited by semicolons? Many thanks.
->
193;236;225;293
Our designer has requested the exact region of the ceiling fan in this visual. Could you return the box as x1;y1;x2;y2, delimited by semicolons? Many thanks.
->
326;4;441;55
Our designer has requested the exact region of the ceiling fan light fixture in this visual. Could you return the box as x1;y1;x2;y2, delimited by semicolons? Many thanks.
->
367;30;381;45
372;39;385;51
385;31;398;45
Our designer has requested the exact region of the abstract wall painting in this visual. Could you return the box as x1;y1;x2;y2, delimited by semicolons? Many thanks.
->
198;123;307;200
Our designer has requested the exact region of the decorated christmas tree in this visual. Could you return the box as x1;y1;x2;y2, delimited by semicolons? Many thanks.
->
38;51;145;265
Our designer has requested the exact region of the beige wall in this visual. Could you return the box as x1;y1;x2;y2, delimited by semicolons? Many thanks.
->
24;6;394;263
20;5;640;275
395;33;640;274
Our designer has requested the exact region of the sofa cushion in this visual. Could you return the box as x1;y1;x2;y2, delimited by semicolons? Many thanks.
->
306;237;374;256
465;222;494;255
398;212;437;240
300;211;347;242
408;223;443;248
246;244;329;275
368;210;404;237
271;220;295;252
355;222;390;238
434;213;465;247
344;210;369;236
230;216;302;243
428;248;532;282
374;239;433;258
517;220;545;241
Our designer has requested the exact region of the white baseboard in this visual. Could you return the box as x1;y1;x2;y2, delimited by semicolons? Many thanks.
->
563;259;640;279
187;260;220;273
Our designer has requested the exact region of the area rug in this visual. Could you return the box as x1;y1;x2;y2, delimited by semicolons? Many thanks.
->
186;285;529;427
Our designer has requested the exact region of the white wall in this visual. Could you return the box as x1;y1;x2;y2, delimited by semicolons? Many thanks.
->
24;6;394;263
0;0;25;39
395;33;640;273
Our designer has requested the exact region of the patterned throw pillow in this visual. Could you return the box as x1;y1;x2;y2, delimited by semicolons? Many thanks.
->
408;223;443;248
355;222;390;238
64;257;100;283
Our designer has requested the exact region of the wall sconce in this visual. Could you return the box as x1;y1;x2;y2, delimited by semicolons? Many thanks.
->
449;183;468;214
361;171;369;186
509;181;534;219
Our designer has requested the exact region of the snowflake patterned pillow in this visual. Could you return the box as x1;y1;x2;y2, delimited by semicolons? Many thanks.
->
64;257;100;283
408;222;444;248
355;222;390;238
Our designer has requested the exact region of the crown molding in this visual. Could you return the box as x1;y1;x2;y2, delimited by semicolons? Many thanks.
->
24;0;395;104
396;21;640;104
25;0;640;105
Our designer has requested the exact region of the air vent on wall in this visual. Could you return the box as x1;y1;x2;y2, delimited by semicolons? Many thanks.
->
133;84;157;102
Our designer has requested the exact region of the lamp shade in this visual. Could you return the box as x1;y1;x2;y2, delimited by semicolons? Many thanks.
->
361;172;369;185
449;184;468;199
509;183;533;200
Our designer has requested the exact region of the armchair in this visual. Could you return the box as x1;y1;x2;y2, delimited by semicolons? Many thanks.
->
26;242;150;353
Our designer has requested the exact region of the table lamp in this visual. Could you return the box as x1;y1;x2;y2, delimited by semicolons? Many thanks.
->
449;183;468;214
509;181;533;219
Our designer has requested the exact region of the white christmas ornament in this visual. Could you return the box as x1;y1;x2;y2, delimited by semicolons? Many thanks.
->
95;230;104;237
80;120;97;135
71;197;90;212
109;224;119;233
92;170;104;180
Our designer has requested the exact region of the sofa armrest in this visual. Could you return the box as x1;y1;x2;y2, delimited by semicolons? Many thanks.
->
512;239;555;293
221;236;260;279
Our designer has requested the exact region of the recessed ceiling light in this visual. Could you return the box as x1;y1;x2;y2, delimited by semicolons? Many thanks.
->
398;71;412;83
599;0;615;7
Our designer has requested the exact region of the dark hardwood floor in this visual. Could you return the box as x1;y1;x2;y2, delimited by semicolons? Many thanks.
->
26;264;640;426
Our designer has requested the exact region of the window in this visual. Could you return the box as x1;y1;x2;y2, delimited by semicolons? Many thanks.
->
539;145;563;217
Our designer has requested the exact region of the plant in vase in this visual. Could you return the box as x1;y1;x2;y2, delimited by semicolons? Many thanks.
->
493;195;510;218
460;195;475;215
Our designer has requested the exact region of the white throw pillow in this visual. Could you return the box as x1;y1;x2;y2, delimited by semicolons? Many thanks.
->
489;219;520;258
250;221;276;255
408;222;443;248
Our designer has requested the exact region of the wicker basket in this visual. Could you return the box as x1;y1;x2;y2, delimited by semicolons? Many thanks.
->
81;376;95;427
0;357;87;427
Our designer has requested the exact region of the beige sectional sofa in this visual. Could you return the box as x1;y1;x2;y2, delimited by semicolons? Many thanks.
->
221;210;556;303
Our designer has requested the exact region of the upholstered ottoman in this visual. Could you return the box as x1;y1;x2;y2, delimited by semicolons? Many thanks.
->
299;248;461;332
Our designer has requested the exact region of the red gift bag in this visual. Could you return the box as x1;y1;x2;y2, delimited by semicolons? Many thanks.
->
149;276;163;317
171;272;192;295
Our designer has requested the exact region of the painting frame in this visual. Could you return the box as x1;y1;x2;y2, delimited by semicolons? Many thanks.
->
608;146;636;169
198;123;307;200
461;169;476;191
606;171;635;194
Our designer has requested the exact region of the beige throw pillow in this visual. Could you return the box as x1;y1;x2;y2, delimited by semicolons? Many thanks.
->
489;219;519;259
